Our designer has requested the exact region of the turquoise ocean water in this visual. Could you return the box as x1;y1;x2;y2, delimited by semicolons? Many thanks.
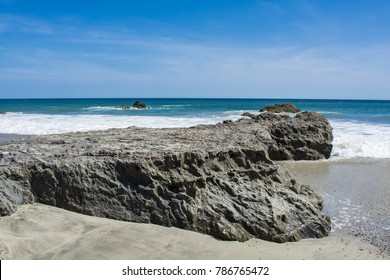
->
1;98;389;159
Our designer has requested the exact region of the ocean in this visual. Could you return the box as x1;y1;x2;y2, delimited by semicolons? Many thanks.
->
1;98;389;159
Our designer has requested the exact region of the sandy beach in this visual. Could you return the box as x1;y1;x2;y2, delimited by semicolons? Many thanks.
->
0;203;383;260
0;158;388;260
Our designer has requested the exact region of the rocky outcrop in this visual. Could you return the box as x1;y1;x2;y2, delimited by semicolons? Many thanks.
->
116;105;131;109
241;112;256;118
132;100;148;109
0;112;332;242
0;109;5;114
115;101;150;110
253;112;333;160
260;103;301;113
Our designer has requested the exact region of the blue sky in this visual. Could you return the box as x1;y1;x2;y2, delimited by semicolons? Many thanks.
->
1;0;390;99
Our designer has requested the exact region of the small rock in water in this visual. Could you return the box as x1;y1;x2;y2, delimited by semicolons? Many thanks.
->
259;103;301;113
115;101;150;110
132;100;149;109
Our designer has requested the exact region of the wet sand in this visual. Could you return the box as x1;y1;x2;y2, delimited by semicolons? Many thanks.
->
281;158;390;256
0;134;30;144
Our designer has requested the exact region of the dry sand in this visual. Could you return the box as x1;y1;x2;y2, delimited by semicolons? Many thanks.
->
0;203;383;260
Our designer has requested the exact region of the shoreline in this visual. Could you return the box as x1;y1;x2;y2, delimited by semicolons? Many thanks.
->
280;158;390;257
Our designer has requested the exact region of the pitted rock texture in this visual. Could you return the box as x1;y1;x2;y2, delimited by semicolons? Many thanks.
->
253;112;333;160
0;112;332;242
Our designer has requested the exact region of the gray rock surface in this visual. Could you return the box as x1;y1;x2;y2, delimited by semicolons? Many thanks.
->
0;112;332;242
241;112;256;118
254;112;333;160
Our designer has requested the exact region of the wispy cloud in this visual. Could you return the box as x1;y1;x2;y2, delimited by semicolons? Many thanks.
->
1;13;390;99
0;14;56;34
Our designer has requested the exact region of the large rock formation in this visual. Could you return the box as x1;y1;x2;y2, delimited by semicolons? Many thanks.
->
0;111;332;242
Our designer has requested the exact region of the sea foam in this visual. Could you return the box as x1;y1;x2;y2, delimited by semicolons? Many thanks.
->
0;112;237;135
330;120;390;159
